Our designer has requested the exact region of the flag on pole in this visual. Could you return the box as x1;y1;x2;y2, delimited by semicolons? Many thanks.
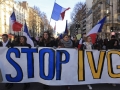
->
64;20;68;34
51;3;70;21
10;11;16;33
10;11;23;32
87;16;106;44
23;22;34;47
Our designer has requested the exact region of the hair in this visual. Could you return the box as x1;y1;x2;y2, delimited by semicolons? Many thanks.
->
43;31;50;38
62;34;68;38
20;36;27;43
84;36;91;42
111;35;115;39
42;31;51;43
2;34;8;38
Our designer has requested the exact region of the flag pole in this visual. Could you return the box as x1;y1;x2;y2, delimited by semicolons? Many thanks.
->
13;5;15;36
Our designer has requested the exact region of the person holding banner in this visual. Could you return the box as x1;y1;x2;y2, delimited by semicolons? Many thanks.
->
58;34;73;90
18;36;31;90
0;34;13;89
18;36;31;48
58;34;73;48
80;36;94;50
73;36;79;48
39;31;55;47
39;31;55;90
0;34;13;47
80;36;93;90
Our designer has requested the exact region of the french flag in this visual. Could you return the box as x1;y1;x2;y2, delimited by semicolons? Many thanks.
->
51;3;70;21
87;16;106;44
10;11;23;32
23;22;34;47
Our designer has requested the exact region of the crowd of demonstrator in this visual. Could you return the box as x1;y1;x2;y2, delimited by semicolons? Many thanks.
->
0;31;119;90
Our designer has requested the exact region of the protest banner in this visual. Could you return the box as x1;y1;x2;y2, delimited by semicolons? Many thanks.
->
0;47;120;85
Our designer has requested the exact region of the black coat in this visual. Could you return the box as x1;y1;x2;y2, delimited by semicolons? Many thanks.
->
73;40;79;48
12;40;19;46
108;39;118;49
39;39;55;47
18;43;31;48
0;41;13;48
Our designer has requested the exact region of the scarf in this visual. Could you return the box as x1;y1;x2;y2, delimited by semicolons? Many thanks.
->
83;42;93;50
61;39;73;48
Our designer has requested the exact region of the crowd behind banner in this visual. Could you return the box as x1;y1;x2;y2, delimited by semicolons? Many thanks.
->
1;33;119;50
0;31;119;90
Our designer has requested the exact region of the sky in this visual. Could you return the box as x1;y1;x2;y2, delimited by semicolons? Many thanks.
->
16;0;85;34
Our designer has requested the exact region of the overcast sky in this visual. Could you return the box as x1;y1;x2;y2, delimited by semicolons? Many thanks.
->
16;0;85;34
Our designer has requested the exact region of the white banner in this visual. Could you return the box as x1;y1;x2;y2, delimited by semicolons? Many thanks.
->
0;47;120;85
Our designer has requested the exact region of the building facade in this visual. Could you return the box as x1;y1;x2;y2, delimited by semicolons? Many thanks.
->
78;4;87;34
86;0;93;34
86;9;93;34
0;0;42;38
92;0;120;38
86;0;93;11
29;7;41;37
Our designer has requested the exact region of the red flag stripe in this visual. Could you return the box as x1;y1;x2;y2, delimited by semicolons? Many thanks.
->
12;21;23;31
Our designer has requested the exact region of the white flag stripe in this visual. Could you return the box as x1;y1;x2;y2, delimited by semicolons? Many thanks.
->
23;32;34;47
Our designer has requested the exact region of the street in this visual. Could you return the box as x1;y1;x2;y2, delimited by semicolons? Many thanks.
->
0;83;119;90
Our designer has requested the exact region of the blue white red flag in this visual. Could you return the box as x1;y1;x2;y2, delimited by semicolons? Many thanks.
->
10;12;23;32
51;3;70;21
87;16;106;44
23;22;34;47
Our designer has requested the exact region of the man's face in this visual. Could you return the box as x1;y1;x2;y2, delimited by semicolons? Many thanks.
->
2;36;8;43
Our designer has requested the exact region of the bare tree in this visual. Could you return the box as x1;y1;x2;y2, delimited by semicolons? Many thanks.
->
71;2;85;22
32;6;54;36
70;2;85;36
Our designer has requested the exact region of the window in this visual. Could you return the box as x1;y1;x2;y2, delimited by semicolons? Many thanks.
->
106;25;109;30
106;0;110;4
118;15;120;20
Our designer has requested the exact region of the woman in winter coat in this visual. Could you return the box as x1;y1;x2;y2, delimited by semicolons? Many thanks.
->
39;31;54;47
58;34;73;48
38;31;55;90
80;36;93;90
58;34;73;90
81;36;94;50
19;36;31;90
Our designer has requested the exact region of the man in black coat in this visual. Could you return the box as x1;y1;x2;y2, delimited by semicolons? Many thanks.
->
0;34;13;89
108;35;118;49
0;34;13;47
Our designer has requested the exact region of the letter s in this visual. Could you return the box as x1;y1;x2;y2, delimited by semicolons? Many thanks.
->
6;48;23;82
